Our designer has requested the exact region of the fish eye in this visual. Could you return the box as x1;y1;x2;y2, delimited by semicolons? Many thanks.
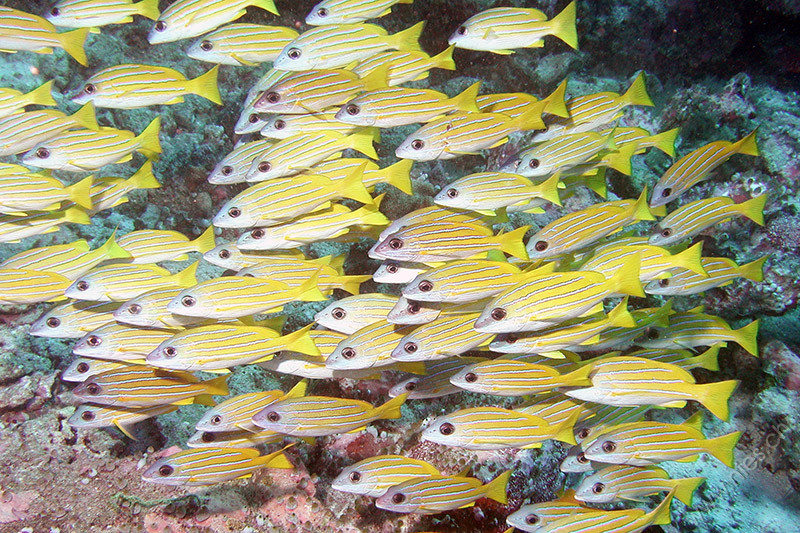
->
331;307;346;320
464;372;478;383
210;415;222;425
403;342;417;353
287;48;302;60
86;335;101;347
386;263;398;273
505;334;517;344
201;431;216;442
258;161;272;173
86;383;101;395
577;428;590;440
647;328;660;339
154;20;166;32
341;347;356;359
439;422;455;435
248;113;260;124
457;26;467;35
252;228;266;239
407;302;420;314
158;465;173;476
346;104;360;116
388;238;403;250
349;471;361;482
50;7;60;16
228;207;241;218
658;278;670;287
592;482;605;494
83;83;95;94
181;296;196;307
35;147;50;159
76;362;90;373
219;249;231;259
267;411;281;422
404;381;417;391
46;317;61;328
661;187;672;198
660;228;672;237
265;92;280;104
221;165;233;176
490;307;507;321
273;119;286;130
76;280;89;291
317;7;328;17
601;440;616;453
445;188;458;198
528;158;540;169
576;452;588;464
533;240;548;252
418;280;433;292
410;139;424;150
164;346;178;358
391;493;406;504
200;40;213;51
525;514;540;525
127;303;142;315
80;410;94;421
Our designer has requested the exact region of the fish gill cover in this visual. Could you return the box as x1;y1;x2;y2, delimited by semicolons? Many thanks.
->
0;0;799;531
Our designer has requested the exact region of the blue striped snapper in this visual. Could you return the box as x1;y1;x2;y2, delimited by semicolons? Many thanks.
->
196;381;306;433
449;358;591;396
0;80;55;117
575;464;703;506
117;227;215;263
334;82;480;128
561;445;613;474
261;112;369;139
0;104;98;156
386;297;488;326
142;446;293;486
649;195;766;246
332;455;441;498
390;312;493;361
514;393;593;430
651;129;760;207
422;406;578;450
389;356;488;399
571;302;672;353
238;257;370;295
306;0;413;25
208;138;276;185
477;79;569;119
0;268;71;304
636;308;759;355
68;403;177;440
0;207;90;243
113;287;207;329
624;344;722;372
148;0;278;45
449;2;577;54
243;67;292;107
0;173;93;213
326;320;417;371
273;22;424;71
505;491;598;533
377;205;501;243
375;470;511;513
72;365;229;407
0;7;89;65
202;242;305;270
373;260;429;284
72;322;172;361
251;393;408;437
63;358;138;382
579;242;707;282
22;117;161;171
87;161;160;212
65;261;197;302
72;64;221;108
352;46;455;86
46;0;160;28
187;23;298;65
499;130;621;178
314;293;398;334
310;158;412;195
573;404;651;446
167;275;326;319
600;126;679;157
434;171;561;216
30;300;118;338
187;428;283;449
645;256;765;296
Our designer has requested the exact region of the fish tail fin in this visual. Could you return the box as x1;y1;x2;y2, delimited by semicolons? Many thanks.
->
651;127;679;157
113;420;138;440
381;159;413;195
733;128;759;156
353;201;390;227
543;78;570;118
513;103;546;131
398;0;414;3
282;324;320;356
605;143;636;176
135;117;162;157
535;171;562;206
360;63;389;91
553;409;582;445
673;241;707;275
620;71;654;107
346;130;378;159
673;477;704;506
630;185;656;221
128;161;160;189
284;379;308;399
203;374;230;397
339;162;374;204
337;274;371;295
606;255;645;297
705;430;742;468
574;169;607;198
734;194;766;225
27;80;56;107
320;254;345;275
430;44;456;70
697;379;739;421
253;0;279;15
607;296;635;328
64;207;91;225
172;260;199;288
735;319;760;356
549;1;578;49
375;392;407;420
484;470;512;504
135;0;161;20
71;102;99;130
450;81;481;114
392;21;425;51
191;225;217;253
648;489;675;526
97;228;132;261
68;174;94;210
259;446;295;470
693;343;722;372
296;272;327;302
188;65;222;105
498;225;530;261
739;256;766;282
58;27;89;66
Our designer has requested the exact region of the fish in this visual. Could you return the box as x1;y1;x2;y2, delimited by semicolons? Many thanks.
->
186;23;298;65
473;263;644;334
146;324;319;372
202;242;305;270
238;257;370;295
644;256;766;296
142;446;293;486
578;242;707;283
421;406;578;449
0;268;71;305
389;312;493;361
22;117;161;171
449;2;577;54
195;381;307;433
72;64;221;108
148;0;279;45
334;82;480;128
68;403;177;440
448;358;592;396
355;47;454;88
260;112;368;140
373;260;429;284
573;404;651;445
376;205;501;244
0;80;56;117
273;21;424;71
600;126;678;157
476;79;569;120
0;104;99;156
388;357;488;399
325;320;417;371
571;302;672;354
375;470;511;513
332;455;442;498
433;171;561;216
64;261;198;302
207;138;276;185
514;392;593;430
505;490;598;532
116;226;216;263
245;131;377;182
636;309;760;356
72;322;172;361
112;287;205;329
0;173;93;214
306;0;414;25
29;300;118;338
0;207;91;244
386;297;487;326
624;344;722;372
251;393;408;437
186;429;284;449
166;275;326;319
574;464;703;506
62;357;138;382
582;412;741;467
649;195;766;246
242;67;292;108
72;365;229;407
537;491;675;533
314;293;399;334
309;158;413;194
0;7;89;65
46;0;159;28
651;129;760;207
87;160;161;212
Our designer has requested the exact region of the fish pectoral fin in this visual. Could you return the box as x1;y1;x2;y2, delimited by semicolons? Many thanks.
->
232;54;258;66
492;49;515;55
236;473;254;479
112;419;138;440
164;96;184;105
524;40;545;48
299;437;316;445
675;454;701;463
457;502;476;509
659;400;687;408
347;425;367;434
521;443;543;449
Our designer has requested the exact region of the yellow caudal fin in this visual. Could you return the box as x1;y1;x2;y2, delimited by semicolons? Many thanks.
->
533;171;562;206
734;194;766;225
26;80;56;107
450;81;481;114
733;319;759;356
672;241;707;275
338;163;373;204
514;105;546;131
188;65;222;105
607;297;635;328
647;489;675;526
605;143;636;176
549;1;578;49
374;392;407;420
693;343;722;372
346;130;378;159
295;272;327;302
320;254;345;275
64;206;92;225
128;160;160;189
739;256;766;282
606;256;645;297
283;379;308;400
672;476;704;506
630;186;657;221
96;229;132;261
203;374;230;397
705;430;742;468
135;0;161;21
113;420;138;440
483;470;512;504
135;117;162;157
542;78;570;118
620;71;654;107
430;44;456;71
697;379;739;421
733;128;759;156
360;63;389;92
71;102;99;130
67;174;94;210
497;225;530;261
552;409;582;445
651;127;679;157
337;274;371;294
381;159;413;195
392;21;425;51
58;27;89;66
253;0;279;15
191;225;217;253
260;447;295;470
171;260;199;288
394;361;426;374
353;201;390;227
281;324;320;356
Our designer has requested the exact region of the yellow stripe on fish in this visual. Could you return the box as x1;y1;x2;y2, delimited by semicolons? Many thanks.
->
645;256;766;296
202;242;305;270
148;0;278;45
571;302;672;354
0;268;71;304
386;296;488;326
0;104;98;156
0;173;93;213
578;242;707;282
599;126;679;157
72;322;173;361
0;80;56;117
575;464;703;506
47;0;159;28
0;206;90;243
625;344;722;372
500;129;621;177
187;23;298;65
208;138;276;184
306;0;414;25
238;257;370;295
196;381;307;434
378;205;502;242
477;79;569;119
29;300;118;338
514;392;593;430
314;292;399;334
388;357;488;399
434;171;561;215
117;226;216;263
68;403;177;440
112;287;206;329
375;470;511;513
505;491;599;532
261;112;370;139
0;6;89;64
65;260;197;302
449;358;591;396
87;161;160;212
326;320;416;371
540;492;675;533
352;46;456;86
187;428;283;449
311;158;413;194
390;312;493;361
636;310;760;356
332;455;441;498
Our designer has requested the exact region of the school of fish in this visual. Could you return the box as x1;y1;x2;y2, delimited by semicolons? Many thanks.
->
0;0;766;530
